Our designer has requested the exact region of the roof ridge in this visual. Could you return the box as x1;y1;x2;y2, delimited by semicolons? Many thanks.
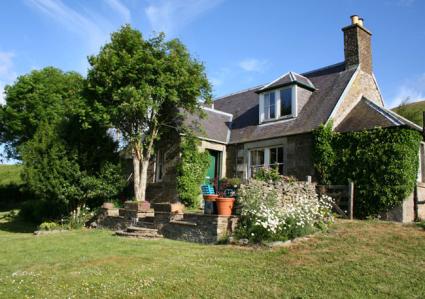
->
301;62;345;76
365;98;423;131
214;84;264;101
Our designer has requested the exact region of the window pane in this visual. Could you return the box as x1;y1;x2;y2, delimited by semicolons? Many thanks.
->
280;88;292;116
251;150;257;165
270;104;275;118
270;148;277;164
278;147;284;163
259;149;264;165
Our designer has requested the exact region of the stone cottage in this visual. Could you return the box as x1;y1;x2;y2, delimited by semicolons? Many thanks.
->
145;16;425;222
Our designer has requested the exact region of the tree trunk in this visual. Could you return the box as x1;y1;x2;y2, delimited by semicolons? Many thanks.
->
133;153;143;201
140;159;150;202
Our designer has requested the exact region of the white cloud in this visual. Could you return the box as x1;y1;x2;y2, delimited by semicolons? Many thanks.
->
0;51;17;105
105;0;131;23
390;73;425;107
26;0;112;52
0;82;5;106
0;52;16;81
239;58;268;73
145;0;223;35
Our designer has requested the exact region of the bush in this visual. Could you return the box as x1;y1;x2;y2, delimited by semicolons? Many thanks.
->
176;133;210;207
39;221;59;231
235;179;333;243
254;168;280;182
313;126;422;218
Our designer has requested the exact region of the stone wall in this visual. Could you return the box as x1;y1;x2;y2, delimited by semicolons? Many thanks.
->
381;183;425;222
92;208;132;230
154;211;239;244
332;69;383;128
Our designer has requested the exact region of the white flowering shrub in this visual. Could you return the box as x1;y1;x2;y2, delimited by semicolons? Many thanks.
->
235;179;334;243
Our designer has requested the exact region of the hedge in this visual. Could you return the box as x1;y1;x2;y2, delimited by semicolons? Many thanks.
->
313;124;422;218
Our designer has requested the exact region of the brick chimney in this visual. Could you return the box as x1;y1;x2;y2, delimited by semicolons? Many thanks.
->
342;15;372;74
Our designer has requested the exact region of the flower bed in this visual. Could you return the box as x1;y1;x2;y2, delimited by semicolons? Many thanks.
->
235;178;333;243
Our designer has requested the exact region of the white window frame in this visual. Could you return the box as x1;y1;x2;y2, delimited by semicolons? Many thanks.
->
259;85;297;124
248;146;284;178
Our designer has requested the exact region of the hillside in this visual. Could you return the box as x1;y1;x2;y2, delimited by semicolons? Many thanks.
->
0;164;22;186
392;100;425;126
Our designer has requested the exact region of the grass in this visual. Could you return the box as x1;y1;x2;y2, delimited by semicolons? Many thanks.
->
1;213;425;298
0;164;22;186
392;99;425;126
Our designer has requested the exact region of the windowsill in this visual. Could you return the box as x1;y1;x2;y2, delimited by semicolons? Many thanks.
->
260;115;295;124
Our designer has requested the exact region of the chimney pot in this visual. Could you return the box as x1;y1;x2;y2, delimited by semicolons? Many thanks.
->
350;15;359;25
358;18;364;27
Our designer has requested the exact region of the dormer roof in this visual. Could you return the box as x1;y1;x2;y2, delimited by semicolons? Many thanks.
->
257;71;316;93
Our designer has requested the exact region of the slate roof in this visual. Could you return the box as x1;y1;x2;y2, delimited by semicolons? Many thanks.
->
336;98;422;132
213;62;357;143
192;62;420;145
184;107;232;143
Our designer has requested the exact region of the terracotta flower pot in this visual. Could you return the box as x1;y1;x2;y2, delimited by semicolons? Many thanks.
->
203;194;219;201
216;197;235;216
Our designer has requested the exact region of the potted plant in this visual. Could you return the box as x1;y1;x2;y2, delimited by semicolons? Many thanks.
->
216;193;235;216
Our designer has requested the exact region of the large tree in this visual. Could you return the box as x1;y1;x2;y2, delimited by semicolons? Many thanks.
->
0;67;83;159
86;25;211;201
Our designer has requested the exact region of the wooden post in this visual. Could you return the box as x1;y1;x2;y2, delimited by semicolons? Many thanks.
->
348;181;354;220
414;183;419;222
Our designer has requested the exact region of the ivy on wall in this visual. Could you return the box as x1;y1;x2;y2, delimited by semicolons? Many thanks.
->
176;132;210;207
313;124;422;218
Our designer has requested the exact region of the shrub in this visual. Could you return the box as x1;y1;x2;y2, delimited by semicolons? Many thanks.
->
235;179;333;243
39;221;59;231
313;126;422;218
254;168;280;182
176;133;210;207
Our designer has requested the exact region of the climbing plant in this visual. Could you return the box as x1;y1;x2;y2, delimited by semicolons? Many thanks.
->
313;125;422;218
176;132;210;207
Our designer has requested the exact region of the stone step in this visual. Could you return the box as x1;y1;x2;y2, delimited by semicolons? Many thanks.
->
138;216;154;223
115;230;163;238
136;221;155;229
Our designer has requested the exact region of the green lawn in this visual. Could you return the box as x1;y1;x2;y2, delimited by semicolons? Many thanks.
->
0;164;22;186
1;212;425;298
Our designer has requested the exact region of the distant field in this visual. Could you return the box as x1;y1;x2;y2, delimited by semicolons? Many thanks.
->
392;100;425;126
0;164;22;186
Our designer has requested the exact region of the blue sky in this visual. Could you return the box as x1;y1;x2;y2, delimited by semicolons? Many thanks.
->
0;0;425;162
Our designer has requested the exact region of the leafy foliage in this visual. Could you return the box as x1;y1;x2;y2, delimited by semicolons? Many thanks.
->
254;167;281;182
176;133;210;207
313;126;422;217
0;66;124;222
0;67;84;159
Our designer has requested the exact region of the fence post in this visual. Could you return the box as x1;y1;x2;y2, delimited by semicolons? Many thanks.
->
348;181;354;220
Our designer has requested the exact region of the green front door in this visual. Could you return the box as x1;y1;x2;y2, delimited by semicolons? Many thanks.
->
205;151;217;185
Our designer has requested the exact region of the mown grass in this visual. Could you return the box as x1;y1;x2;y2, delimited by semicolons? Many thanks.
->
0;164;22;186
1;213;425;299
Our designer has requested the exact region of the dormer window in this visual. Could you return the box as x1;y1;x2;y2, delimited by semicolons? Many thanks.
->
257;71;315;124
259;85;297;123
